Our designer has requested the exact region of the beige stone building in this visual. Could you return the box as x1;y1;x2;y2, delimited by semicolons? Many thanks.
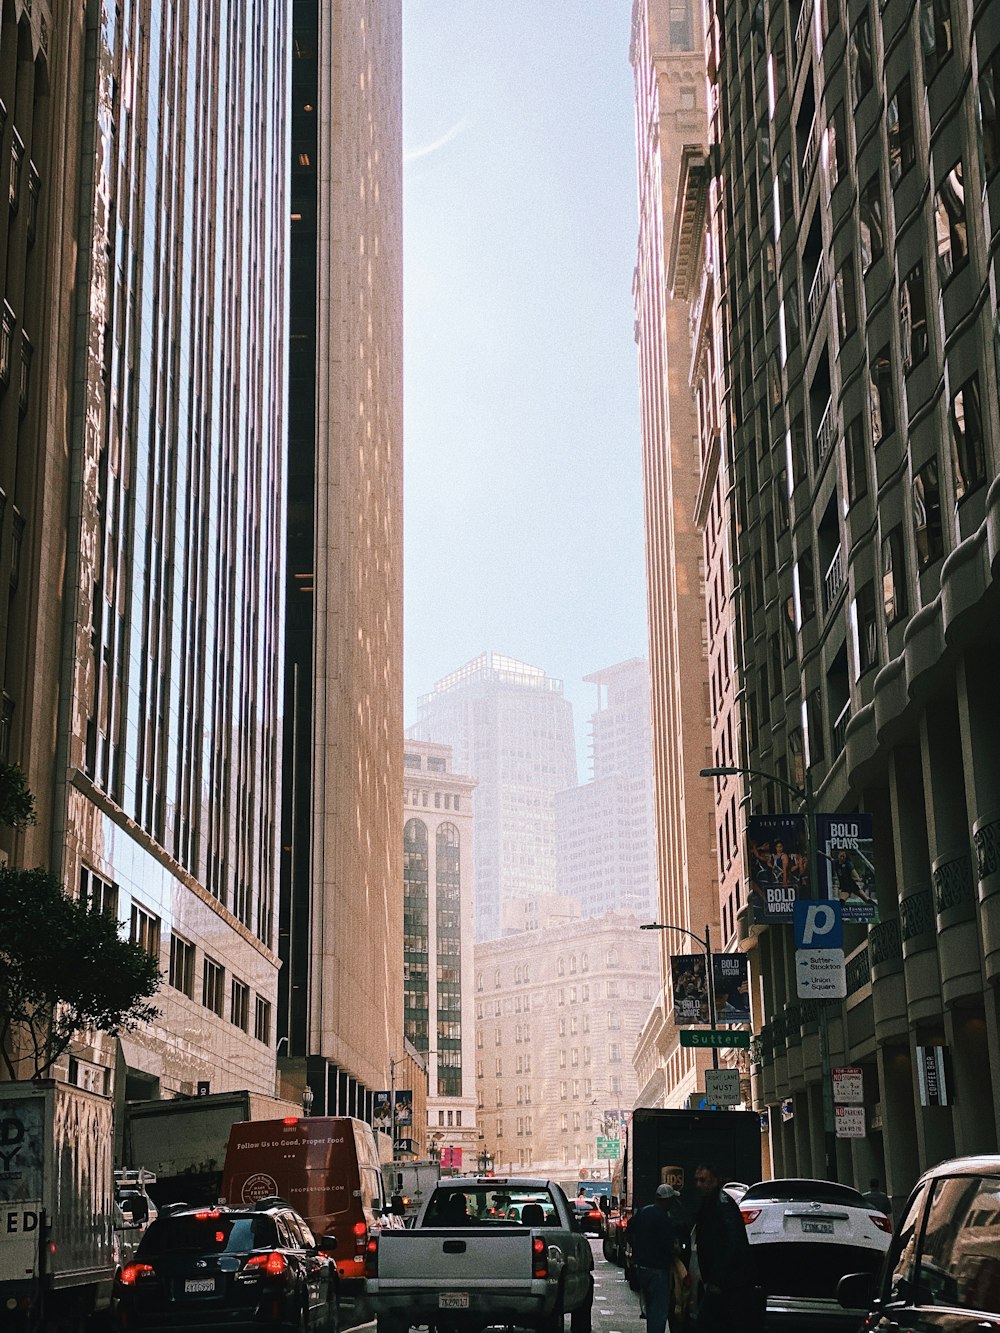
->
403;741;479;1165
279;0;405;1119
475;909;656;1179
629;0;727;1106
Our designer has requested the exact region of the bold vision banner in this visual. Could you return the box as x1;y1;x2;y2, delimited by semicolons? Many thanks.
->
712;953;751;1024
748;813;808;922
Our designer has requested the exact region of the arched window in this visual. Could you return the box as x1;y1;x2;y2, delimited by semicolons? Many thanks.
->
557;956;565;976
607;947;619;967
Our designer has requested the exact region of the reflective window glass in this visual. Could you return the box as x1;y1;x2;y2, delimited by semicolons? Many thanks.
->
918;1175;1000;1312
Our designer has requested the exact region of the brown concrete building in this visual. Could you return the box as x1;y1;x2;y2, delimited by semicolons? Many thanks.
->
475;907;656;1178
279;0;405;1118
709;0;1000;1204
629;0;726;1105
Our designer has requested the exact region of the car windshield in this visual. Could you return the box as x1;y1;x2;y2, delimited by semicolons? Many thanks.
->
424;1187;557;1225
741;1179;866;1208
138;1214;279;1256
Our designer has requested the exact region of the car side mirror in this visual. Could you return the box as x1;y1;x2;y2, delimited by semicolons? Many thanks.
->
837;1272;875;1309
319;1234;338;1252
599;1198;610;1213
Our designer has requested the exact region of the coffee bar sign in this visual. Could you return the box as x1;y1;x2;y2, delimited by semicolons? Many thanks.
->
917;1045;950;1106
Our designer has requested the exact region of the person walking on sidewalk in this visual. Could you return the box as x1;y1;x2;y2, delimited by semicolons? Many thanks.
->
627;1184;678;1333
692;1163;758;1331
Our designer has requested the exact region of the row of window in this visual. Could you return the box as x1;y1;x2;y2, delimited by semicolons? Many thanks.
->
404;789;462;811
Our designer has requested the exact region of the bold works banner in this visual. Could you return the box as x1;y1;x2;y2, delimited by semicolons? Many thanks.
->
748;814;808;922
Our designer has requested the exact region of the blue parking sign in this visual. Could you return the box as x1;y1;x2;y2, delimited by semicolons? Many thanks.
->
793;899;843;948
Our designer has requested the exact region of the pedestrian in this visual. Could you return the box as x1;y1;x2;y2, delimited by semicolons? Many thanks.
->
626;1184;678;1333
862;1177;892;1219
692;1163;759;1332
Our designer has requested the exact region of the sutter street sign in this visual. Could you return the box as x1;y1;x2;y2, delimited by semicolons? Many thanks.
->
680;1029;750;1049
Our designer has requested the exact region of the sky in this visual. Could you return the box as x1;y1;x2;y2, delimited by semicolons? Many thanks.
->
403;1;647;770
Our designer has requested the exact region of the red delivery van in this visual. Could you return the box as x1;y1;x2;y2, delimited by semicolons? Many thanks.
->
221;1116;392;1310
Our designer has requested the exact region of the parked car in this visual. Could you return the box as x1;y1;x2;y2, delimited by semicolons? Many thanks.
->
739;1178;892;1329
114;1199;338;1332
723;1181;750;1203
838;1155;1000;1330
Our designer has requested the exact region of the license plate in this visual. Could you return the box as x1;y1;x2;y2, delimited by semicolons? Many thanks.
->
800;1220;834;1234
184;1278;216;1293
439;1293;470;1309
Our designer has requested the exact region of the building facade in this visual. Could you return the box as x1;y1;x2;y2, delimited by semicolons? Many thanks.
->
709;0;1000;1203
402;741;479;1165
629;0;724;1107
408;653;577;942
555;659;658;920
475;910;656;1179
8;0;289;1098
279;0;405;1119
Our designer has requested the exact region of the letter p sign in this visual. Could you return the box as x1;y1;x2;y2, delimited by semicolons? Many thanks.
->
793;899;843;949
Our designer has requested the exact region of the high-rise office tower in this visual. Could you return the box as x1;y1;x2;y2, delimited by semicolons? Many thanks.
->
629;0;722;1108
402;741;478;1163
555;659;657;919
13;0;289;1096
409;653;577;942
279;0;404;1116
710;0;1000;1188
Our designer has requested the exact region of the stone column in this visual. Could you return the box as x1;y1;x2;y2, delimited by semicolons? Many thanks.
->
876;1042;919;1211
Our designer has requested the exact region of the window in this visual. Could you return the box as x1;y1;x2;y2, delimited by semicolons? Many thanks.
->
951;373;986;501
900;261;928;372
130;904;161;959
9;129;23;211
807;689;826;764
836;256;858;341
18;332;32;415
881;525;908;624
80;866;118;917
845;415;868;503
851;580;879;677
860;176;884;270
231;978;249;1031
168;933;195;997
851;8;873;104
826;105;846;187
795;547;816;625
920;0;952;81
981;49;1000;179
917;1174;1000;1313
935;162;968;283
254;994;272;1044
0;303;14;385
913;457;944;569
869;345;896;443
888;77;916;185
203;956;225;1016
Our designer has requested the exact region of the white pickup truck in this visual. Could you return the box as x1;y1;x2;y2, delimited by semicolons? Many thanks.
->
365;1176;594;1333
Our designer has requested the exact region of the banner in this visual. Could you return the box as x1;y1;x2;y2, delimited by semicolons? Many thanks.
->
815;813;877;922
748;814;807;922
373;1091;393;1130
394;1089;413;1128
711;953;751;1024
670;954;710;1023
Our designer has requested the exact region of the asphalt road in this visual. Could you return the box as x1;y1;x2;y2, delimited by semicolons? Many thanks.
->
589;1237;645;1333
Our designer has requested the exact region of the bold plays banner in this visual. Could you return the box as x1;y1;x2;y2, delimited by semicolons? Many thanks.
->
748;814;808;922
670;954;710;1023
712;953;751;1024
815;813;877;922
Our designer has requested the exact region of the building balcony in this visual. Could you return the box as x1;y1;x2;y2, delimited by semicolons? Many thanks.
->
794;0;813;66
823;544;844;611
831;699;851;755
801;111;821;190
815;397;836;468
807;254;829;329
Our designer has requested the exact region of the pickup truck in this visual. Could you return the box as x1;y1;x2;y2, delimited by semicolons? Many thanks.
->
365;1176;594;1333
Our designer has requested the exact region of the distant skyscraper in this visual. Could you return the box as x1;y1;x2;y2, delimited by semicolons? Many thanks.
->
409;653;577;941
279;0;405;1116
18;0;288;1096
555;659;657;919
402;741;479;1163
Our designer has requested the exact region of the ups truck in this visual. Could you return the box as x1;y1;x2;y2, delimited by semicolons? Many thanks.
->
604;1107;762;1269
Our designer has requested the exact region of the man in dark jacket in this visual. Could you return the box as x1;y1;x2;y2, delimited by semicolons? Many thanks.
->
626;1185;678;1333
693;1164;756;1331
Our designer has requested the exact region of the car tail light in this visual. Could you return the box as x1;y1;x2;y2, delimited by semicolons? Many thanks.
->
282;1116;299;1126
869;1213;893;1233
740;1208;762;1225
364;1236;379;1278
353;1222;368;1238
119;1263;156;1286
532;1236;548;1279
245;1252;289;1277
195;1210;221;1221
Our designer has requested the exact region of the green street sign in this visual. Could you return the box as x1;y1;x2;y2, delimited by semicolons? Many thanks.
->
596;1136;620;1159
680;1029;750;1049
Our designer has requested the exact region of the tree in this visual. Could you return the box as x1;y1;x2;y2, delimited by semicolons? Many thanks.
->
0;866;162;1080
0;761;37;830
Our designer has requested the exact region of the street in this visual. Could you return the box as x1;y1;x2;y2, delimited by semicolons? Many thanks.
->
589;1239;645;1333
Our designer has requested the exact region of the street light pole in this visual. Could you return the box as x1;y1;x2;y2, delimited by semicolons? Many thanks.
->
640;921;720;1070
698;764;838;1182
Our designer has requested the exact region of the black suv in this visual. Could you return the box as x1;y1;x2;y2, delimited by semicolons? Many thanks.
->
115;1198;338;1332
838;1155;1000;1330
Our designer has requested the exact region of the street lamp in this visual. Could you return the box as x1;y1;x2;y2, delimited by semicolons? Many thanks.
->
697;763;838;1182
640;921;720;1069
477;1145;493;1174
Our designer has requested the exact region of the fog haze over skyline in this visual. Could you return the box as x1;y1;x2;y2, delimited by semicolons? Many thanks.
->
403;1;649;761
